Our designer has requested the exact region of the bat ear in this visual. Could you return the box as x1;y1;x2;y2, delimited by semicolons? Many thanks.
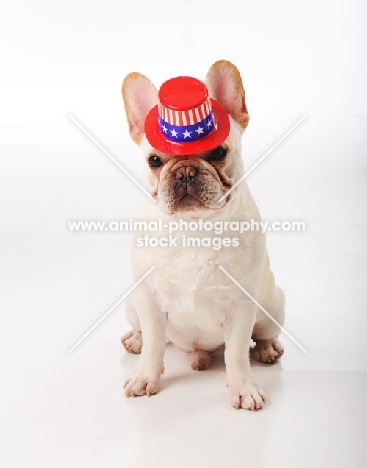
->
206;60;249;130
122;72;158;144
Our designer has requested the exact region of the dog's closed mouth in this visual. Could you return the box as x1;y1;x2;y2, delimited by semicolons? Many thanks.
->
180;193;195;201
177;193;203;207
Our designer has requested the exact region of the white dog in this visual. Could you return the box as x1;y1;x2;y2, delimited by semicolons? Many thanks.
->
121;60;285;410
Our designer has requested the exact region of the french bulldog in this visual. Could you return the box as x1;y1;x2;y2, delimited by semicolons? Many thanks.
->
120;60;285;410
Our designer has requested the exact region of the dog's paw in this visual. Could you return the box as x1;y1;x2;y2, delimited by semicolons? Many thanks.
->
229;380;267;411
121;330;142;354
123;364;164;397
189;350;211;371
123;376;159;397
251;338;284;364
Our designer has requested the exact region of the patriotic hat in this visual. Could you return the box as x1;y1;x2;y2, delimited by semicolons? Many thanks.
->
145;76;230;156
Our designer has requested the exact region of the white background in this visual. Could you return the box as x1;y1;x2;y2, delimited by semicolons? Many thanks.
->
1;0;366;466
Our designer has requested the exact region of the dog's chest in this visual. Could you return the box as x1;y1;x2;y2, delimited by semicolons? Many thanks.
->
149;272;243;350
149;247;244;316
155;277;232;314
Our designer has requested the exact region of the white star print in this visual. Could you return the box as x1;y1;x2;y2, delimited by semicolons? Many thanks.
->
161;124;168;134
195;126;204;135
182;129;192;139
206;119;212;128
170;128;178;138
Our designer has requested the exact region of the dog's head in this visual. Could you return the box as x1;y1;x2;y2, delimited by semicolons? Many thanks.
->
122;61;249;216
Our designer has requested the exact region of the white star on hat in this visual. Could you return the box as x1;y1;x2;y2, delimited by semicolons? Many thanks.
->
170;128;178;138
161;124;168;134
183;129;192;139
195;126;204;135
206;120;212;128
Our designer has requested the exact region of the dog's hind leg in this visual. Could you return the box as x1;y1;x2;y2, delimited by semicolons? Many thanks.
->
251;285;285;364
121;294;143;354
250;338;284;364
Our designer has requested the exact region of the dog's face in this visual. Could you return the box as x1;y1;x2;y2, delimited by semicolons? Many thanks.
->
140;125;244;215
122;61;250;216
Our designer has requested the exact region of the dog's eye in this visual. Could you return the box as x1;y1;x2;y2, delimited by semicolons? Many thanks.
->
149;155;163;168
208;146;227;162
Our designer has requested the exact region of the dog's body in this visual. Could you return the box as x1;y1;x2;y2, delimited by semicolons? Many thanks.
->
121;61;285;410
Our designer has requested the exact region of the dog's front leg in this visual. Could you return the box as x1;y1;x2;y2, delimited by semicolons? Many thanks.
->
124;286;167;397
224;299;266;410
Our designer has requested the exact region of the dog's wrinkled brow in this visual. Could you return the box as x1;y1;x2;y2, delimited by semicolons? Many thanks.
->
147;144;230;162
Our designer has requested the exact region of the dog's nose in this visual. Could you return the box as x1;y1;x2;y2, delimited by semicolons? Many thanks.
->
175;166;198;185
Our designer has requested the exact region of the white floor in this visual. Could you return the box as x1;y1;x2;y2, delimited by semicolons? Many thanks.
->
1;347;366;468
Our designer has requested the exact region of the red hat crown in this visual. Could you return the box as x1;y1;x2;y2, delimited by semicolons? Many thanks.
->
145;76;230;156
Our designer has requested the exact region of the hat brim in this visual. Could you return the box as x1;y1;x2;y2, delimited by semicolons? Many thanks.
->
144;99;230;156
